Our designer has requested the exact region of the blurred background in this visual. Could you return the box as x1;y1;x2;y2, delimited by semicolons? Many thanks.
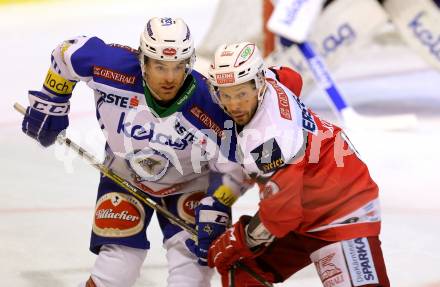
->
1;0;439;286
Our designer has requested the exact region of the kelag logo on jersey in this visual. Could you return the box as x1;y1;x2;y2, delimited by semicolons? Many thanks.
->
174;120;199;144
251;138;285;174
98;90;139;109
117;112;188;150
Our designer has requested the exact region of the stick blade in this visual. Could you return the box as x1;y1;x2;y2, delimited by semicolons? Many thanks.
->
13;102;26;115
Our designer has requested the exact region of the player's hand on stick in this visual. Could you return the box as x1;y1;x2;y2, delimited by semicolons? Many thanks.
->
185;196;230;265
22;91;69;147
207;215;263;275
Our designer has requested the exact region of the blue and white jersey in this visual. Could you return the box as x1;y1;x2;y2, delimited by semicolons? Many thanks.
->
39;36;244;198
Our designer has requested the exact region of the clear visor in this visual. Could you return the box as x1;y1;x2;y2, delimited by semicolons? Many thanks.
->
208;73;267;117
208;83;223;107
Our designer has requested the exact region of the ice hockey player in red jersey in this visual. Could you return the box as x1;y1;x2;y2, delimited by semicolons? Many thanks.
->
206;42;390;287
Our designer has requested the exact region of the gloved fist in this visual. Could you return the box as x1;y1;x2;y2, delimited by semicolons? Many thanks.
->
208;215;258;275
22;91;70;147
185;196;230;266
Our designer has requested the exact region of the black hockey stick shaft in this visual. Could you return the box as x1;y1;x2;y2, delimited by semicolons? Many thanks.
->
14;102;273;287
14;103;194;234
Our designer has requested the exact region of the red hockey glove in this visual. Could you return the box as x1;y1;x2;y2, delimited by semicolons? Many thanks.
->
208;215;259;275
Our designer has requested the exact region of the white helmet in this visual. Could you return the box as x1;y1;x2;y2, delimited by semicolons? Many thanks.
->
140;17;194;61
208;42;265;89
139;17;196;83
207;42;266;107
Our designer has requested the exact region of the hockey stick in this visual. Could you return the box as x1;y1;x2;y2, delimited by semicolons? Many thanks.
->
298;41;418;131
14;103;273;287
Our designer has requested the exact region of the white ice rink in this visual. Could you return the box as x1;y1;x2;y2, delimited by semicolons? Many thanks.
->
1;1;440;286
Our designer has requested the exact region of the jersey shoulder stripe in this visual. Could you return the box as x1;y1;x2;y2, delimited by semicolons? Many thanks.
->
69;36;143;92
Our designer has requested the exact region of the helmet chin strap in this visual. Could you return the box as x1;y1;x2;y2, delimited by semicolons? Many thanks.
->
184;52;196;79
255;82;268;112
255;70;268;111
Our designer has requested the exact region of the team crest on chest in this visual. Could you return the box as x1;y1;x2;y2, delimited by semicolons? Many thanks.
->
126;149;170;181
251;138;285;174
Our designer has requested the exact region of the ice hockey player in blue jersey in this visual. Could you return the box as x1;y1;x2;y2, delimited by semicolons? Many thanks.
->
21;17;248;287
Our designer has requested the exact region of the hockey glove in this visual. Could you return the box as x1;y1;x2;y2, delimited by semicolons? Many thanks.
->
185;196;230;266
22;91;70;147
208;215;263;275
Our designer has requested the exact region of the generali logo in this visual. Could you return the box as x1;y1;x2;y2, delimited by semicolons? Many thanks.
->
93;66;136;85
267;78;292;120
190;105;224;139
93;192;145;237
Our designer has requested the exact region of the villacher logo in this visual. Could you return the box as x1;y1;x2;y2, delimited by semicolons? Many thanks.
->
93;192;145;237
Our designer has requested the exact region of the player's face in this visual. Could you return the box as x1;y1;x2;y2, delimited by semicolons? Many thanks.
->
218;82;259;126
144;58;187;102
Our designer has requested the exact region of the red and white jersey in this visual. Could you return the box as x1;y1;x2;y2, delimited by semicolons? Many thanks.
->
236;68;381;241
267;66;303;97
